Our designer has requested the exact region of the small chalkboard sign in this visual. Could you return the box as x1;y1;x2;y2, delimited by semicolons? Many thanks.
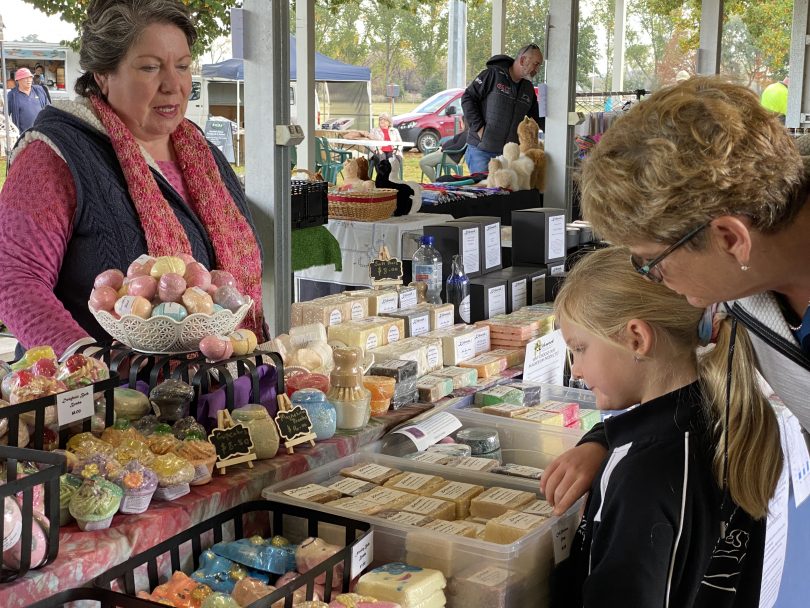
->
209;410;257;474
369;245;403;288
275;395;317;454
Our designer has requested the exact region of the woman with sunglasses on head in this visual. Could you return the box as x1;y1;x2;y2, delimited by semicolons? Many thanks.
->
550;246;781;608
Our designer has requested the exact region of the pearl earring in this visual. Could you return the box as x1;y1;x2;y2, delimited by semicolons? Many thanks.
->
740;265;749;271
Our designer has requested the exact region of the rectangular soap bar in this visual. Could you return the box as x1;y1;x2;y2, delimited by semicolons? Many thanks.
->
577;408;602;431
474;385;525;407
426;328;476;366
449;564;523;608
447;456;499;472
398;285;418;310
363;316;406;345
382;308;431;338
368;359;419;383
423;302;455;330
487;348;525;368
327;320;385;353
371;339;431;377
504;381;544;405
404;451;454;465
427;444;472;458
459;354;507;379
348;289;399;315
376;510;435;527
470;487;536;519
522;499;555;518
324;475;378;497
384;472;447;496
432;365;478;389
401;496;457;521
294;298;352;327
356;563;447;606
412;337;444;373
281;483;342;504
491;463;545;480
483;510;547;544
514;409;563;424
357;487;415;510
331;294;369;321
416;374;454;403
340;463;401;484
328;497;386;515
472;325;491;355
430;481;485;519
538;400;581;426
480;403;530;418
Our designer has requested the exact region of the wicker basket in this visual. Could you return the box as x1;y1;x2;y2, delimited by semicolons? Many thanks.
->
327;188;398;222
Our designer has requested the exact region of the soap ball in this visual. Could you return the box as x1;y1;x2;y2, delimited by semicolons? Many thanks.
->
200;335;233;362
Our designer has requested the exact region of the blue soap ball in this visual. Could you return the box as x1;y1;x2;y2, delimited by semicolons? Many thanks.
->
212;304;225;313
152;302;189;321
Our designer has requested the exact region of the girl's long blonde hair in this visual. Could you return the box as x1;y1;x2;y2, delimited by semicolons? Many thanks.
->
555;247;782;519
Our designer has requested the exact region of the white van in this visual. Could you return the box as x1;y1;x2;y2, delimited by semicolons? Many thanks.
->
186;75;321;130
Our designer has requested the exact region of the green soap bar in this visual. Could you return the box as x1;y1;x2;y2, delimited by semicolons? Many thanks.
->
474;385;525;407
578;408;602;431
416;374;454;403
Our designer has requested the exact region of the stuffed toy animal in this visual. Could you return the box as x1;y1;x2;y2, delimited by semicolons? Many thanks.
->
488;157;518;191
517;116;547;191
388;156;422;214
502;142;531;190
339;158;374;191
375;158;415;216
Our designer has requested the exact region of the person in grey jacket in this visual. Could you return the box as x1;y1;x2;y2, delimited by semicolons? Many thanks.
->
461;44;543;173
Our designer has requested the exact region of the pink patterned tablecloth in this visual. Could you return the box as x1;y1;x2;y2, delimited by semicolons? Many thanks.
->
0;404;431;607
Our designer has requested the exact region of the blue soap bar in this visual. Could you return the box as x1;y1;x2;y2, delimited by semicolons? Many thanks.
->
212;537;297;575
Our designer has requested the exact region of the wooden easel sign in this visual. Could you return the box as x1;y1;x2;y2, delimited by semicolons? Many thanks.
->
275;394;317;454
369;245;403;289
209;410;257;475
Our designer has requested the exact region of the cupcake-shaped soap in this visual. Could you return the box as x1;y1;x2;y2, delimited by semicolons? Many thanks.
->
101;419;147;447
173;416;207;441
132;414;161;436
72;453;123;481
112;461;159;514
59;474;83;525
151;453;195;501
172;435;217;486
66;432;115;459
68;478;123;531
146;424;181;455
113;439;155;466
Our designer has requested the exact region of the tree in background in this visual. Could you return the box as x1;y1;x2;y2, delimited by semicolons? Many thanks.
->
725;0;792;86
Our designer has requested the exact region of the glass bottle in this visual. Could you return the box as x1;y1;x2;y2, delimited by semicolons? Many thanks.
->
446;254;470;323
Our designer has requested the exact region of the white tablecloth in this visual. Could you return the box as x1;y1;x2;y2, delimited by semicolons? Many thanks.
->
294;213;454;294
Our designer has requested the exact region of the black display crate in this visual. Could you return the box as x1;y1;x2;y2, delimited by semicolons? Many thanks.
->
291;179;329;229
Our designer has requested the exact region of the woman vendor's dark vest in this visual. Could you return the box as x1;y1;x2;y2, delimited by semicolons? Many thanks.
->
21;105;255;345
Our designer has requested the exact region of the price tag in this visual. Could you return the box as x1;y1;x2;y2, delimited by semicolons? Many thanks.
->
56;387;94;426
552;509;580;564
351;530;374;578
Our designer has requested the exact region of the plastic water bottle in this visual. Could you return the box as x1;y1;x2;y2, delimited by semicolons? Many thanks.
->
446;254;470;324
412;235;443;304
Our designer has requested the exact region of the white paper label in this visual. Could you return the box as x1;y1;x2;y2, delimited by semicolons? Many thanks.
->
531;275;547;304
552;510;580;564
351;302;364;320
426;346;441;369
284;484;331;500
511;279;528;311
473;326;491;354
328;477;371;495
408;451;448;464
350;463;392;481
57;387;94;426
453;457;496;471
426;520;473;535
523;499;554;517
366;333;379;351
350;531;374;579
153;483;190;501
482;488;529;506
523;330;566;386
488;285;507;317
484;403;525;415
484;222;502;269
548;215;566;260
461;227;481;274
392;411;462;451
120;491;153;513
399;289;418;310
452;335;476;364
387;325;401;344
433;481;477;500
378;294;398;313
550;263;566;276
517;409;555;422
193;463;211;484
116;295;139;316
82;517;113;531
133;254;153;265
468;566;509;587
785;412;810;507
436;309;454;329
410;315;430;336
384;511;431;525
328;309;343;326
484;385;516;398
403;496;447;514
393;473;435;491
459;295;471;324
363;487;410;505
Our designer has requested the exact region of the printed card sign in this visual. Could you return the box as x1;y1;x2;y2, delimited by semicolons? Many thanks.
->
523;330;566;385
351;531;374;578
56;387;94;426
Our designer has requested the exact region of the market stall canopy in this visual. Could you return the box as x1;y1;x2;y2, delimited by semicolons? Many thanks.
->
201;36;371;82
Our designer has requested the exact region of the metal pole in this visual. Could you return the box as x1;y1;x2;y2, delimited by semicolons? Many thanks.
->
236;79;241;166
1;35;13;164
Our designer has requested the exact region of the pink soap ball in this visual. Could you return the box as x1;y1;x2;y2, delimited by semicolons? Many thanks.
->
2;508;49;570
176;253;197;265
213;286;246;312
210;270;237;289
199;335;233;361
126;256;156;278
93;269;125;291
89;286;118;312
184;262;212;291
126;275;158;301
158;273;187;304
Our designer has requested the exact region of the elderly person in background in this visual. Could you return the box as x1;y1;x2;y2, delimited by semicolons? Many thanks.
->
0;0;267;358
6;67;50;134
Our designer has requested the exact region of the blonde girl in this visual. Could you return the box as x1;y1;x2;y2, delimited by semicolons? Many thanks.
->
548;246;781;608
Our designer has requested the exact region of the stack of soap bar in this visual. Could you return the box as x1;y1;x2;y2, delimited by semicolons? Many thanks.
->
487;348;525;368
397;285;419;310
376;510;435;527
340;463;401;484
425;327;477;366
459;354;507;378
446;456;499;472
371;339;431;377
327;293;369;321
356;563;447;608
401;496;457;521
404;451;454;465
327;320;386;353
431;366;477;389
416;375;454;403
483;510;547;544
470;325;491;355
281;484;342;503
358;487;415;510
324;475;378;497
480;403;530;418
491;463;545;480
406;524;478;576
470;487;536;519
538;400;580;426
420;303;455;330
384;472;446;496
522;499;554;518
328;497;386;515
292;297;353;327
348;289;399;316
448;564;523;608
429;481;485;518
382;308;431;338
504;381;544;405
513;409;563;425
474;385;525;407
368;359;419;408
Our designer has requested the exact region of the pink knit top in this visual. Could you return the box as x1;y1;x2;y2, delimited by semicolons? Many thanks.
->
0;141;191;354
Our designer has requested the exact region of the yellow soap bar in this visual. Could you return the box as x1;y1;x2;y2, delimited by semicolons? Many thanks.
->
328;497;386;514
282;483;342;504
446;456;500;473
459;354;508;379
357;486;415;510
295;297;352;327
334;294;369;321
371;338;430;377
514;409;564;425
348;289;399;315
487;348;525;367
376;509;436;527
470;487;536;519
483;509;547;544
401;496;457;521
340;463;401;484
363;316;406;346
429;481;485;519
426;328;477;365
328;320;385;352
384;472;447;496
418;303;455;330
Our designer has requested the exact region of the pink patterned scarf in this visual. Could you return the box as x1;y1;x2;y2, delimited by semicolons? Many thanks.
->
90;95;265;339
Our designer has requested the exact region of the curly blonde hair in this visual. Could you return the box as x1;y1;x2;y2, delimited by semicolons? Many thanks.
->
579;76;804;246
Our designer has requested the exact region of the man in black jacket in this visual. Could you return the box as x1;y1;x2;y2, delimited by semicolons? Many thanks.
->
462;44;543;173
